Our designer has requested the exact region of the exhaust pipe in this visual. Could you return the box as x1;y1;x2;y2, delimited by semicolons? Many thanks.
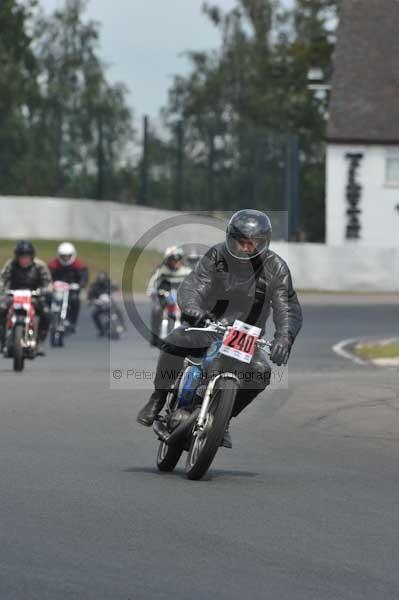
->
153;419;171;444
153;408;200;445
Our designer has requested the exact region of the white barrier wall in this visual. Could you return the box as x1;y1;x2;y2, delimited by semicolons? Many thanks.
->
272;242;398;293
0;196;225;249
0;196;398;292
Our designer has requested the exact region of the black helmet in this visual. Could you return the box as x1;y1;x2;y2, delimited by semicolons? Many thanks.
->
97;271;109;283
226;209;272;260
14;240;35;258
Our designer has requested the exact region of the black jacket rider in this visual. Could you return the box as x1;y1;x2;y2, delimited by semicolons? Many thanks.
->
178;242;302;342
0;258;51;292
88;273;125;335
0;257;52;343
88;277;117;301
137;209;303;443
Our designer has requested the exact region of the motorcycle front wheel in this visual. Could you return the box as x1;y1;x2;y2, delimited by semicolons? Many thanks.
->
51;329;63;347
109;315;120;340
13;324;25;372
185;379;237;481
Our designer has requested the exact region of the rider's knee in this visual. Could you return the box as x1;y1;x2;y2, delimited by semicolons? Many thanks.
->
249;355;271;391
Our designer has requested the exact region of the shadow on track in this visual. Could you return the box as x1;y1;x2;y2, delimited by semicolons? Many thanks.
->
123;465;259;481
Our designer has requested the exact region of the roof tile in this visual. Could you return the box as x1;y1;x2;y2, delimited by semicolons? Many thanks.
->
327;0;399;143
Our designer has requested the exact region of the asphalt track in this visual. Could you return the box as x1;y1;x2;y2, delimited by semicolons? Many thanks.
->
1;297;398;600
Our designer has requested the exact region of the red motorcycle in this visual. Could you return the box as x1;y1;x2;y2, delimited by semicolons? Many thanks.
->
158;288;181;339
4;289;39;371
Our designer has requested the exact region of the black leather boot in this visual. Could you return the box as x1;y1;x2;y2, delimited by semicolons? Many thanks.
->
137;390;167;427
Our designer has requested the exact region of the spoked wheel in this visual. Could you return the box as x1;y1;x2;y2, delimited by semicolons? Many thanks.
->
156;440;184;472
185;379;237;481
13;324;25;372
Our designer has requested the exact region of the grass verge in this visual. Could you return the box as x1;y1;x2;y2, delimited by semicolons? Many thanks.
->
354;341;399;360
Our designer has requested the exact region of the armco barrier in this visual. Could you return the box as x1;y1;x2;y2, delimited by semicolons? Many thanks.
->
0;196;398;292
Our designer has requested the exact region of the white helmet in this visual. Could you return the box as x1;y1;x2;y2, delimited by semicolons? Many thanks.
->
57;242;77;266
164;245;184;261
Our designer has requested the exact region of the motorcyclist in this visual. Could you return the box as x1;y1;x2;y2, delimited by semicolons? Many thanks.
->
137;209;303;448
0;241;52;353
48;242;88;332
88;271;126;337
147;246;192;346
185;250;202;270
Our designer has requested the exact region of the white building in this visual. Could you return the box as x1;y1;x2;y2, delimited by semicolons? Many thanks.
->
326;0;399;247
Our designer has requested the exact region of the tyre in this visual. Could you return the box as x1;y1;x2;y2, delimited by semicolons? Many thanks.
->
50;314;60;347
109;316;120;340
50;330;57;347
185;379;237;480
156;440;184;472
51;330;63;347
101;314;110;339
13;324;25;372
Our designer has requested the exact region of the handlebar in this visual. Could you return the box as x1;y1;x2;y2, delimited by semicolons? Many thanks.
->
158;288;177;296
5;289;42;297
185;320;272;353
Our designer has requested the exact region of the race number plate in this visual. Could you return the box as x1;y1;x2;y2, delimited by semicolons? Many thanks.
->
220;320;261;363
53;280;70;292
13;290;32;305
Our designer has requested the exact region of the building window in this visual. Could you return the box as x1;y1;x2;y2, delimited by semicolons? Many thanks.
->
385;149;399;184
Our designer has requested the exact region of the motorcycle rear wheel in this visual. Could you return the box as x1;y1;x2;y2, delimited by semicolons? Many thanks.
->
185;379;237;481
13;324;25;372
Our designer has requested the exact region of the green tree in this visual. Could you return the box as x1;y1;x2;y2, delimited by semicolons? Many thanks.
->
0;0;40;193
35;0;134;200
287;0;339;240
163;0;339;240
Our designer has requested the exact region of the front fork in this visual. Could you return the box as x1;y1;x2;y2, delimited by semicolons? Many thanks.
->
15;316;36;349
60;290;69;322
196;372;240;429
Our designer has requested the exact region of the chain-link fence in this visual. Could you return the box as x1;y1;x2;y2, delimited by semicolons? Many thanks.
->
136;117;305;242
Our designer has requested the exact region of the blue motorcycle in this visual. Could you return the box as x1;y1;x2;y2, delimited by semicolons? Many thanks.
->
153;320;271;480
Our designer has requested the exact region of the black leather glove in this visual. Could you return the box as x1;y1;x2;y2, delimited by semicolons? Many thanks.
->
182;310;209;327
270;336;292;366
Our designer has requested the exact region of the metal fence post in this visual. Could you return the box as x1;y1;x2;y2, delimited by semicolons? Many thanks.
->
96;110;105;200
174;120;184;210
139;115;149;206
285;135;300;240
207;129;215;213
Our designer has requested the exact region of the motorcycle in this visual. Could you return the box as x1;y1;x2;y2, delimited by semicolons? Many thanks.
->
152;319;271;480
158;288;181;339
3;289;40;372
94;293;124;340
50;281;79;347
